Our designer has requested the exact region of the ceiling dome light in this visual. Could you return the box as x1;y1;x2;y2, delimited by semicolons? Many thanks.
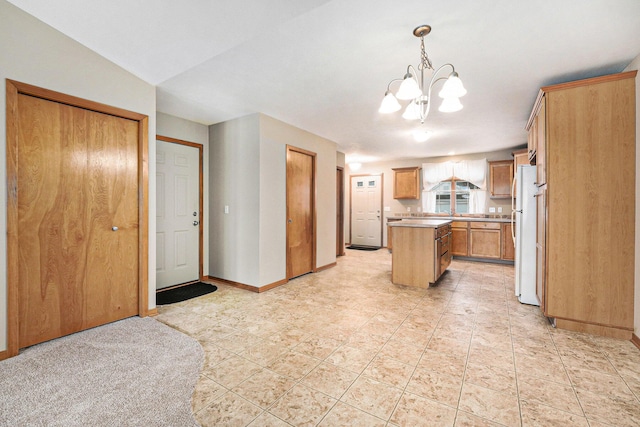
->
378;91;401;113
439;97;463;113
412;129;433;142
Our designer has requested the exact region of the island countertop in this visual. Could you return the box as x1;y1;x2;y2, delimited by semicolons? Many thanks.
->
388;219;452;228
388;216;511;223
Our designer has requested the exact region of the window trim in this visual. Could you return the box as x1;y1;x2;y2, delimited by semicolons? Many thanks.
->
432;178;479;216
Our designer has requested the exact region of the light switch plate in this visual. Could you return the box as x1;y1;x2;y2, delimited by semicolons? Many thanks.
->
489;207;496;213
384;206;391;212
224;205;229;214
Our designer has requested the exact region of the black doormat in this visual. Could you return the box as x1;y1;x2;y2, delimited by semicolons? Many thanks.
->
156;282;217;305
347;245;380;251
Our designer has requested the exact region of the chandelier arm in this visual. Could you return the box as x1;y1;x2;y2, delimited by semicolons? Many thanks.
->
420;64;457;123
385;78;404;92
426;63;456;92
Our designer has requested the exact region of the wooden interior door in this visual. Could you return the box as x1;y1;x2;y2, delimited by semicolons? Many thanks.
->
286;146;316;279
10;87;142;350
336;167;344;256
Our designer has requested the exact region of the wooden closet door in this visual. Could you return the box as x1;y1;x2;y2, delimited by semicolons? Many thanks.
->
286;146;316;279
16;94;139;348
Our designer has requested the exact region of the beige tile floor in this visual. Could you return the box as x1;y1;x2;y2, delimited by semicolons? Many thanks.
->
156;249;640;427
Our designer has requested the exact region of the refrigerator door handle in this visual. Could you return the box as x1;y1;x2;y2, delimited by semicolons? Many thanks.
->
511;209;516;245
511;173;517;212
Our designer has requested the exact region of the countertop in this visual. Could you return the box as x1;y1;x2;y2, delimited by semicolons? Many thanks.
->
388;219;452;228
387;215;511;223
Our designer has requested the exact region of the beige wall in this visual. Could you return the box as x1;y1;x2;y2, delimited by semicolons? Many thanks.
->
623;56;640;337
0;0;156;353
345;147;523;246
209;115;262;286
156;112;210;278
208;114;337;288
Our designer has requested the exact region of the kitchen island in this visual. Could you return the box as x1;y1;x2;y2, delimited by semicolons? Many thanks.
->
389;219;452;287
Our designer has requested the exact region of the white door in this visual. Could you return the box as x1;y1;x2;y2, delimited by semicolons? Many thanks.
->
156;140;200;289
350;175;382;247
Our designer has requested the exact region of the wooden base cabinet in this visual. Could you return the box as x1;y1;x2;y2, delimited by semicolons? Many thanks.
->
527;71;636;339
451;221;469;256
469;222;501;259
501;223;515;261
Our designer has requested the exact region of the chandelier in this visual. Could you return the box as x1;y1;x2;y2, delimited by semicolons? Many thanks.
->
379;25;466;141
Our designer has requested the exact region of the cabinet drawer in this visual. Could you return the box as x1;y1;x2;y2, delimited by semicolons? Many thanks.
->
469;221;501;230
439;234;450;255
451;221;468;228
436;225;451;238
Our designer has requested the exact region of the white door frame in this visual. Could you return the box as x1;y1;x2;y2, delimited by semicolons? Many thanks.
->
156;135;203;287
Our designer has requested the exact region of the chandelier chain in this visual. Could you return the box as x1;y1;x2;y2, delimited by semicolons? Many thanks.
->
418;36;434;71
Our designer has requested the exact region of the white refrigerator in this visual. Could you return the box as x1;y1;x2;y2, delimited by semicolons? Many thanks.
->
512;165;539;306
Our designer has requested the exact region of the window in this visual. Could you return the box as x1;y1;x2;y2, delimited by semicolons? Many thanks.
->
431;179;480;214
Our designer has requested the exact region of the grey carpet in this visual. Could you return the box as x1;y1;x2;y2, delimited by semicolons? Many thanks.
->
0;317;203;426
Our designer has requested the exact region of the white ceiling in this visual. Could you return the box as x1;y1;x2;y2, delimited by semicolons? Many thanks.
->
8;0;640;163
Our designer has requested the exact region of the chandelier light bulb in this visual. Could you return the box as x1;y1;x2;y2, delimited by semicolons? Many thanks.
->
439;96;463;113
402;101;421;120
438;74;467;99
378;91;401;113
396;74;422;100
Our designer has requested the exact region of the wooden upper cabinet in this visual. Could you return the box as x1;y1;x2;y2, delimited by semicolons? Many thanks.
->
513;149;529;172
512;148;529;198
534;96;546;186
393;167;421;199
489;160;513;198
527;115;538;163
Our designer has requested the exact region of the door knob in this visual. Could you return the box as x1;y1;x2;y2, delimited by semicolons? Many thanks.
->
111;226;118;231
193;220;199;226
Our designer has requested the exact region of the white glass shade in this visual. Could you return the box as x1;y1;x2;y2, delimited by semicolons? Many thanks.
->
396;75;422;100
402;101;421;120
378;92;401;113
438;75;467;99
438;96;463;113
412;129;433;142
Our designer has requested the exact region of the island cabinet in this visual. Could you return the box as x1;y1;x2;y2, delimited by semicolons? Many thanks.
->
527;71;636;339
386;218;402;250
390;220;452;287
392;167;421;199
468;222;501;259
